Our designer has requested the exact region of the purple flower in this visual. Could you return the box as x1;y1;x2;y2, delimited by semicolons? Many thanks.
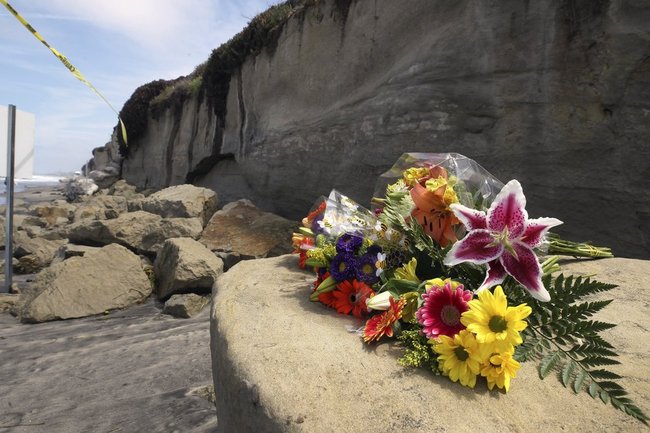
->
311;214;325;235
355;253;379;285
336;233;364;254
330;253;358;282
366;244;383;256
444;180;562;302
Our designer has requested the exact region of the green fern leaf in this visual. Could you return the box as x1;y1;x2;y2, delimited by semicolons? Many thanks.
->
513;272;647;424
589;369;622;380
573;369;588;393
580;356;621;367
539;352;562;379
561;360;576;387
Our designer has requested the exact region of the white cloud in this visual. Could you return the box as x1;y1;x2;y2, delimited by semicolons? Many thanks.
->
3;0;282;174
36;0;272;54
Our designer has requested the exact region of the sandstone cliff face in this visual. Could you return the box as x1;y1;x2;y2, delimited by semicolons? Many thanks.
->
111;0;649;258
121;96;221;188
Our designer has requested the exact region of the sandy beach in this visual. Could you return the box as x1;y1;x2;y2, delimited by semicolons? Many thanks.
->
0;300;218;433
0;182;219;432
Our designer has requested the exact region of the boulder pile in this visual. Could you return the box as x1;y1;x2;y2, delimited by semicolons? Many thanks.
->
1;180;297;322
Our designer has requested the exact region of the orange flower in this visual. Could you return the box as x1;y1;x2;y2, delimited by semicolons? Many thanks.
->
332;279;375;319
410;179;459;248
302;200;327;227
363;297;406;342
293;236;314;268
313;272;336;307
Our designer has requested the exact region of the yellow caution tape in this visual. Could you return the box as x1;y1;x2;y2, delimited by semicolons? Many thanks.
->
1;0;128;144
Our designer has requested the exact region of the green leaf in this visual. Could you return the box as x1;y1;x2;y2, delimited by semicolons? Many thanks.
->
580;356;621;367
385;278;420;294
589;370;623;380
539;352;562;379
561;360;576;387
600;391;611;405
588;382;599;398
573;369;588;393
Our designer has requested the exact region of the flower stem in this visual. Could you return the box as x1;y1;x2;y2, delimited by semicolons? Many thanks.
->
541;256;561;275
546;233;613;258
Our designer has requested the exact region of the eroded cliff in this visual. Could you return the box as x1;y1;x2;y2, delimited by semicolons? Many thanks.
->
90;0;650;258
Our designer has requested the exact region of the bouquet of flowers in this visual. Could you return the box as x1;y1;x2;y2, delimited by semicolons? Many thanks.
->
292;153;647;424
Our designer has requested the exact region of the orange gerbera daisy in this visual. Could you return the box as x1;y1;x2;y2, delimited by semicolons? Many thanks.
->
363;297;406;343
332;279;375;319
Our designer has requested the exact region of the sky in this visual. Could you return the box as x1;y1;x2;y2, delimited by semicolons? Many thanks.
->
0;0;281;175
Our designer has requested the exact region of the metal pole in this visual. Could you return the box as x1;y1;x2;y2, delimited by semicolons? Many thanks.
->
3;104;16;293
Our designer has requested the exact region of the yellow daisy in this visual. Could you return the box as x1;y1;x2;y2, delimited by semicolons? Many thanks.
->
480;350;521;392
460;286;532;353
433;329;485;388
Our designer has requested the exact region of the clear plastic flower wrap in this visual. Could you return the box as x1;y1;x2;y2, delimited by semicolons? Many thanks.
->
316;189;377;239
373;152;504;212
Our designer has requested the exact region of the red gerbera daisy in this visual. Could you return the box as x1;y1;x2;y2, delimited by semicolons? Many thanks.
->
332;279;375;319
415;281;472;338
363;297;406;343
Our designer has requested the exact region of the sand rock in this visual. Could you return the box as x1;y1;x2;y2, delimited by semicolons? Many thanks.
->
126;197;145;212
141;184;218;227
17;243;152;323
154;237;224;299
210;256;649;433
0;293;18;313
50;243;102;265
0;257;19;274
200;200;297;269
163;293;211;318
88;165;120;189
109;179;138;197
12;232;66;274
73;195;128;222
18;215;48;228
67;210;203;255
62;176;99;202
29;200;75;226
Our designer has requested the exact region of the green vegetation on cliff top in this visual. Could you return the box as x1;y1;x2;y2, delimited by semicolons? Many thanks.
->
117;0;336;156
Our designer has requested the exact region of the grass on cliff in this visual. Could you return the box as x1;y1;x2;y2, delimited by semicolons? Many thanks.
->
117;0;326;156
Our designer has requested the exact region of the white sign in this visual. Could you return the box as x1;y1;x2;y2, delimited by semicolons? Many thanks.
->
0;105;35;179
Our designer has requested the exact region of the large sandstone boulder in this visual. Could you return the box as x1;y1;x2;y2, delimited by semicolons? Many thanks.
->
88;165;120;189
200;200;297;269
141;184;218;226
109;179;143;201
0;293;18;313
163;293;211;318
50;243;102;265
12;232;66;274
29;200;76;226
210;256;649;432
17;243;151;323
154;237;224;299
66;210;203;255
73;194;128;222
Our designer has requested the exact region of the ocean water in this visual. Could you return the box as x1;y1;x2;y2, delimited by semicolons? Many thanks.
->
0;175;66;205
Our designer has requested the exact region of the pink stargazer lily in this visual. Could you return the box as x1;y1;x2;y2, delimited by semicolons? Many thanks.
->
443;180;562;302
